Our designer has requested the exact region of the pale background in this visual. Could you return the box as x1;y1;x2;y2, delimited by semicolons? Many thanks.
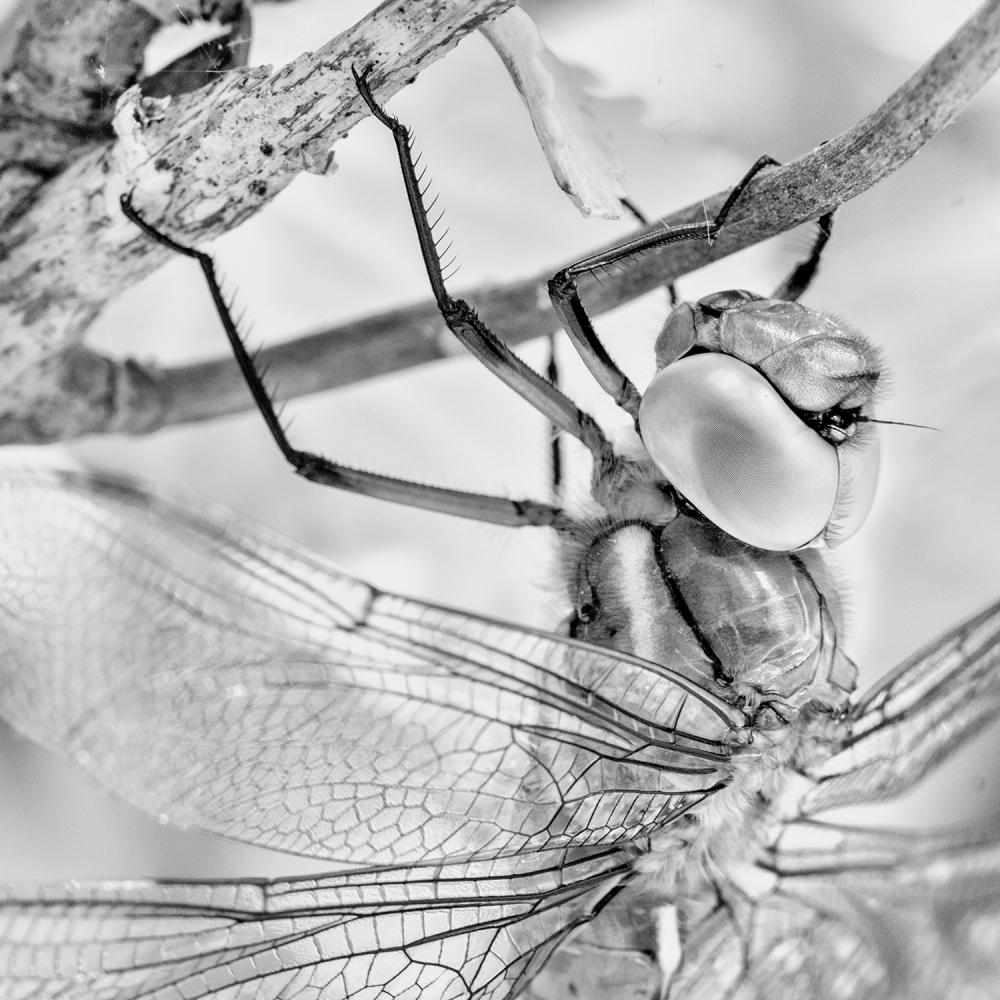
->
2;0;1000;882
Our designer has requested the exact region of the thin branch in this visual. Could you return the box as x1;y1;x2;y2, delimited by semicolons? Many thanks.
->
0;0;998;443
0;0;248;231
0;0;518;442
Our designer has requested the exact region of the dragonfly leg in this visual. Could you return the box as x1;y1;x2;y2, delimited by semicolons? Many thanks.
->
119;194;567;530
354;66;614;467
547;156;780;426
769;211;835;302
539;198;678;506
544;334;564;504
619;197;679;307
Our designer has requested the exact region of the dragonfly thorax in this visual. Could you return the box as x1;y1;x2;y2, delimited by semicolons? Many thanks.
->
563;512;857;710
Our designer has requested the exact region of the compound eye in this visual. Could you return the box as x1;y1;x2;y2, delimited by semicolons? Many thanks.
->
638;353;879;550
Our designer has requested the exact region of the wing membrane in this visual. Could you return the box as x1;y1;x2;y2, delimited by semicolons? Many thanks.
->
802;598;1000;813
0;468;744;865
0;847;629;1000
669;821;1000;999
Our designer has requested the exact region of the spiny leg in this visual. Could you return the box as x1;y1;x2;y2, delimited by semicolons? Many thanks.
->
547;155;781;424
619;197;677;305
542;198;662;503
353;66;613;468
770;211;835;302
545;334;563;503
119;194;566;530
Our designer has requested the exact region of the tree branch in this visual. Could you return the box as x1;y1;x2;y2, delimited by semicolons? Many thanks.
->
1;0;999;443
0;0;517;442
0;0;250;231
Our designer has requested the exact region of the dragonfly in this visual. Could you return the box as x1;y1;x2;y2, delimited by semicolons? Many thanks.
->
2;65;1000;1000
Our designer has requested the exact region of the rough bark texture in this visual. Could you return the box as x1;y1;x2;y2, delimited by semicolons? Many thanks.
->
0;0;518;442
0;0;999;443
0;0;249;230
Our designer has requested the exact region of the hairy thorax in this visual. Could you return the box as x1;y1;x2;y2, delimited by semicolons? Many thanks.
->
549;455;861;987
559;453;858;711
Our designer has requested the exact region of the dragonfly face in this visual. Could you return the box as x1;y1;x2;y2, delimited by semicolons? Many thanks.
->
4;13;1000;1000
640;292;883;551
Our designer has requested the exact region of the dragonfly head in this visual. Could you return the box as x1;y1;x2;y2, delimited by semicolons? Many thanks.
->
638;293;883;551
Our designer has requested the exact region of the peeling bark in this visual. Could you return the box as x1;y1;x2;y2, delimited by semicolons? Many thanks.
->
0;0;246;230
0;0;999;444
0;0;518;442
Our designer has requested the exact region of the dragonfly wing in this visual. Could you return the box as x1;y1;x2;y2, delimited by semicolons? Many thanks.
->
801;597;1000;813
668;821;1000;999
0;468;744;865
521;889;661;1000
0;847;629;1000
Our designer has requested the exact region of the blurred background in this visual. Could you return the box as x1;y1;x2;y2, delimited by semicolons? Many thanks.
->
2;0;1000;883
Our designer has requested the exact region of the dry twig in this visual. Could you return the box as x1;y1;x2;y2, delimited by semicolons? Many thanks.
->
1;0;999;443
0;0;517;441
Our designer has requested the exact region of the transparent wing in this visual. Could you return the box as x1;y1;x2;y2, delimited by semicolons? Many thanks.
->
520;889;661;1000
801;597;1000;813
669;821;1000;999
0;847;629;1000
0;468;746;866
